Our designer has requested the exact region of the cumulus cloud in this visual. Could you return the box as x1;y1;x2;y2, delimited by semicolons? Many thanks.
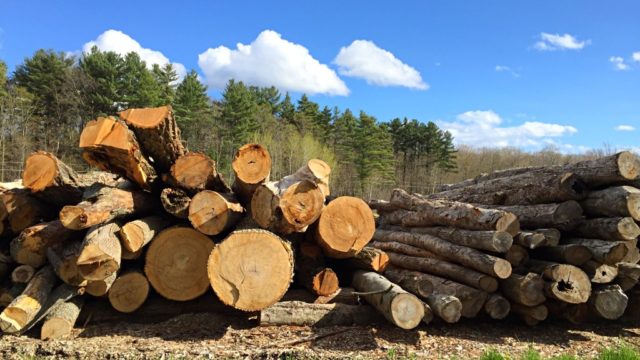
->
333;40;428;90
609;56;630;71
83;30;187;79
633;52;640;62
437;110;578;150
615;125;636;131
495;65;520;77
198;30;348;96
533;33;590;51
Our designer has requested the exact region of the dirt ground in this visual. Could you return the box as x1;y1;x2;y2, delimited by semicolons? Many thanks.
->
1;312;639;359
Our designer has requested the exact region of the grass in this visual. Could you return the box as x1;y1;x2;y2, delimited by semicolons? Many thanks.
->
478;342;640;360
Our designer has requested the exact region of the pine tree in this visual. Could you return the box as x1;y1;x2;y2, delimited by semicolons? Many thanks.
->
120;52;162;108
153;63;178;105
250;86;281;115
0;60;7;99
79;46;125;116
173;70;213;150
219;80;258;150
278;93;295;124
355;111;395;195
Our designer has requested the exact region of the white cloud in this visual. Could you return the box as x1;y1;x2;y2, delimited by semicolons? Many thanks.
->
609;56;630;71
83;29;187;79
495;65;520;77
615;125;636;132
198;30;348;96
438;110;578;150
633;52;640;62
333;40;428;90
533;33;590;51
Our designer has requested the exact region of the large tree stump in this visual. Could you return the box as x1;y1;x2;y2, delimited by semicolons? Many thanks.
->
521;260;591;304
108;270;149;313
580;186;640;220
480;201;583;230
76;222;122;281
119;105;185;173
189;191;244;236
232;143;272;204
169;152;230;194
145;227;214;301
385;189;520;235
120;216;169;253
484;294;510;320
10;220;77;267
40;296;84;340
60;185;155;230
47;240;87;287
207;229;293;311
0;266;56;333
500;273;546;306
294;242;340;296
313;196;375;258
351;270;424;329
1;188;52;233
79;116;157;190
259;301;383;326
530;244;593;266
160;188;191;219
346;247;390;272
276;159;331;198
569;217;640;241
589;284;628;320
385;226;513;253
563;238;628;265
373;229;512;279
581;260;618;284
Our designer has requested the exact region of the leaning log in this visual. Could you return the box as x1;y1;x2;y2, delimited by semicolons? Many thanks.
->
0;266;56;333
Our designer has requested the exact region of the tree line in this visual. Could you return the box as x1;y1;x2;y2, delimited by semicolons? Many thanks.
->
0;48;458;198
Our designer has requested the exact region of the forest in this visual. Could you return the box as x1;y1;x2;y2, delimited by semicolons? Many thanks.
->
0;48;600;199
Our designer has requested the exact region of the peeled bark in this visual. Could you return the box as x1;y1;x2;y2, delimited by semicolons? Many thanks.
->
47;240;87;287
232;143;272;204
500;273;546;306
588;284;628;320
40;296;84;340
580;186;640;220
120;216;169;253
294;242;339;296
563;238;628;265
481;201;583;230
10;220;76;267
581;260;618;284
207;228;293;311
569;217;640;241
484;294;510;320
351;270;424;329
160;188;190;219
521;260;591;304
76;222;122;281
530;244;593;266
504;245;529;267
277;159;331;197
259;301;383;326
169;152;230;194
108;270;149;313
189;191;244;236
11;265;35;284
0;266;56;333
346;246;390;272
1;188;52;233
385;225;513;253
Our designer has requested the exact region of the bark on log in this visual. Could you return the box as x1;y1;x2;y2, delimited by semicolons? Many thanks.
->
504;245;529;267
1;188;52;233
622;239;640;263
511;303;548;325
189;191;243;236
368;199;399;213
546;300;589;324
160;188;190;219
145;227;214;302
520;260;591;304
371;240;441;259
76;222;121;281
277;159;331;198
345;246;389;272
580;186;640;220
500;273;546;306
79;116;157;190
314;288;360;305
424;293;462;324
85;272;116;297
120;216;168;253
313;196;375;258
386;189;520;235
119;105;185;173
568;217;640;241
168;152;230;194
581;260;618;284
514;231;546;249
384;225;513;253
59;185;155;230
108;270;149;313
351;270;425;329
381;267;434;299
20;283;82;335
535;228;562;247
259;301;384;326
0;284;25;307
480;201;583;230
11;265;35;284
208;228;293;311
40;296;84;340
484;294;510;320
562;238;628;265
294;242;340;296
10;220;77;267
0;266;56;333
373;229;512;279
21;151;86;206
232;143;272;205
530;244;593;266
47;240;88;288
588;284;628;320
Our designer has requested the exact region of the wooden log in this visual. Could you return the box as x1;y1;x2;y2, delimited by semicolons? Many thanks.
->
40;296;84;340
120;216;169;253
504;244;529;267
546;300;589;324
351;270;425;329
530;244;593;266
580;186;640;220
208;228;293;311
381;267;434;299
384;225;513;253
616;263;640;291
160;188;190;219
47;240;87;287
424;293;462;324
252;180;325;235
121;247;143;260
371;240;441;259
588;284;628;320
259;301;383;326
386;189;520;235
373;229;512;279
21;151;85;206
294;242;340;296
0;252;11;280
0;266;56;333
484;294;510;320
60;185;155;230
10;220;77;267
76;222;121;281
534;228;561;247
313;196;375;258
511;303;548;324
85;272;116;297
480;201;583;230
581;260;618;284
622;239;640;263
79;116;157;190
521;260;591;304
382;251;498;292
11;265;35;284
232;143;272;204
345;247;389;272
277;159;331;198
500;273;546;306
514;231;546;249
168;152;230;194
368;199;399;213
19;283;82;335
563;238;628;265
188;191;243;236
145;227;214;302
1;188;52;233
314;288;360;305
119;105;185;173
0;284;25;307
108;270;149;313
569;217;640;241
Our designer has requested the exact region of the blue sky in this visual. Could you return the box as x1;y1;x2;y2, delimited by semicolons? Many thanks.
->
0;1;639;153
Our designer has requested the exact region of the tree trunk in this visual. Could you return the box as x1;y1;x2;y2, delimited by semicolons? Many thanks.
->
119;105;185;173
384;225;513;253
530;244;593;266
108;270;149;313
232;143;272;205
562;238;628;265
351;270;425;329
373;229;512;279
580;185;640;220
504;245;529;267
120;216;169;253
520;260;591;304
385;189;520;235
40;296;84;340
168;152;230;194
77;222;122;281
480;201;583;230
0;266;56;333
581;260;618;284
588;284;628;320
79;116;157;190
514;231;546;249
47;240;87;287
568;217;640;241
207;228;293;311
484;294;510;320
59;185;155;230
1;188;52;233
145;227;214;302
85;272;117;297
11;265;35;284
499;273;546;306
313;196;375;258
294;242;339;296
160;188;190;219
188;191;244;236
259;301;383;326
10;220;77;267
424;293;462;324
345;247;390;272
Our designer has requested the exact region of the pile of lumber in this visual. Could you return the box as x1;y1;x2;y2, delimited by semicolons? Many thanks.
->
370;152;640;325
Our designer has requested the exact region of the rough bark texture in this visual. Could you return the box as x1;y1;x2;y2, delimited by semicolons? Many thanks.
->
530;244;593;266
616;262;640;291
76;222;122;281
10;220;77;267
189;191;244;236
120;216;169;253
480;201;583;230
484;294;510;320
294;242;340;296
384;225;513;253
232;143;272;205
588;284;628;320
499;273;546;306
169;152;230;194
563;238;628;265
47;240;87;287
424;293;462;324
381;267;435;299
504;245;529;267
568;217;640;241
21;283;82;335
371;240;441;259
514;231;546;249
160;188;190;219
580;185;640;220
1;188;52;233
0;266;56;333
40;296;84;340
345;246;390;272
521;260;591;304
259;301;384;326
108;270;149;313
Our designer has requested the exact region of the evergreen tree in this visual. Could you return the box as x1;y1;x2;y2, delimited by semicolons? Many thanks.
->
152;63;178;105
120;52;162;108
173;70;213;150
219;80;258;149
79;46;124;116
0;60;7;99
355;111;395;194
250;86;281;115
278;92;295;124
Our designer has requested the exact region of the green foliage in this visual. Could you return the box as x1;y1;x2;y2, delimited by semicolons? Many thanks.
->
173;70;213;151
219;80;259;151
79;46;125;116
0;60;7;98
597;343;640;360
480;349;506;360
120;52;162;108
153;63;178;105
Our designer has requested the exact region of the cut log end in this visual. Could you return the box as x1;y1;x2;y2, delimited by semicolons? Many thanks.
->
77;244;120;281
312;268;340;296
119;105;171;129
315;197;375;259
170;153;224;192
108;271;150;313
496;213;520;236
493;259;513;280
189;191;243;236
617;151;640;181
484;294;510;320
392;294;426;329
232;144;272;185
279;181;324;229
547;265;592;304
21;152;58;191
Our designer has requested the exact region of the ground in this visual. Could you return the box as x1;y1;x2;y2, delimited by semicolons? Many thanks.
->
0;312;639;359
